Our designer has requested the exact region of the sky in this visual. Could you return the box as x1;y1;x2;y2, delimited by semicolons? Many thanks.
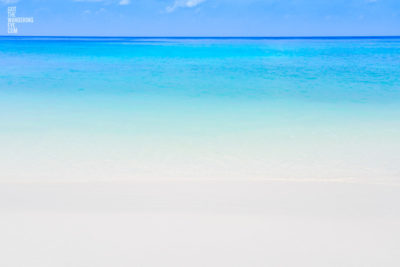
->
0;0;399;36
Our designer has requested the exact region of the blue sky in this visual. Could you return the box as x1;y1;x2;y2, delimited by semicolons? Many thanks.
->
1;0;399;36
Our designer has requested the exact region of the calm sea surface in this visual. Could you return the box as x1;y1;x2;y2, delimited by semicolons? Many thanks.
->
1;37;399;183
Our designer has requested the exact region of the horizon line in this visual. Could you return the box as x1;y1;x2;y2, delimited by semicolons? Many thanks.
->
1;35;400;39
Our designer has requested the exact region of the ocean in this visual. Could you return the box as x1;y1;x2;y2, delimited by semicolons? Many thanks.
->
0;36;399;184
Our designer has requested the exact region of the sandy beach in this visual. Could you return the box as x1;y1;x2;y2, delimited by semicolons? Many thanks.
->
1;181;399;266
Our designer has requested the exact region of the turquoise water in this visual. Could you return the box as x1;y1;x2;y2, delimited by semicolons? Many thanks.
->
1;37;400;183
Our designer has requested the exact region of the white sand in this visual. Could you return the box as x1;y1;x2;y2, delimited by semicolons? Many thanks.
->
1;181;399;266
